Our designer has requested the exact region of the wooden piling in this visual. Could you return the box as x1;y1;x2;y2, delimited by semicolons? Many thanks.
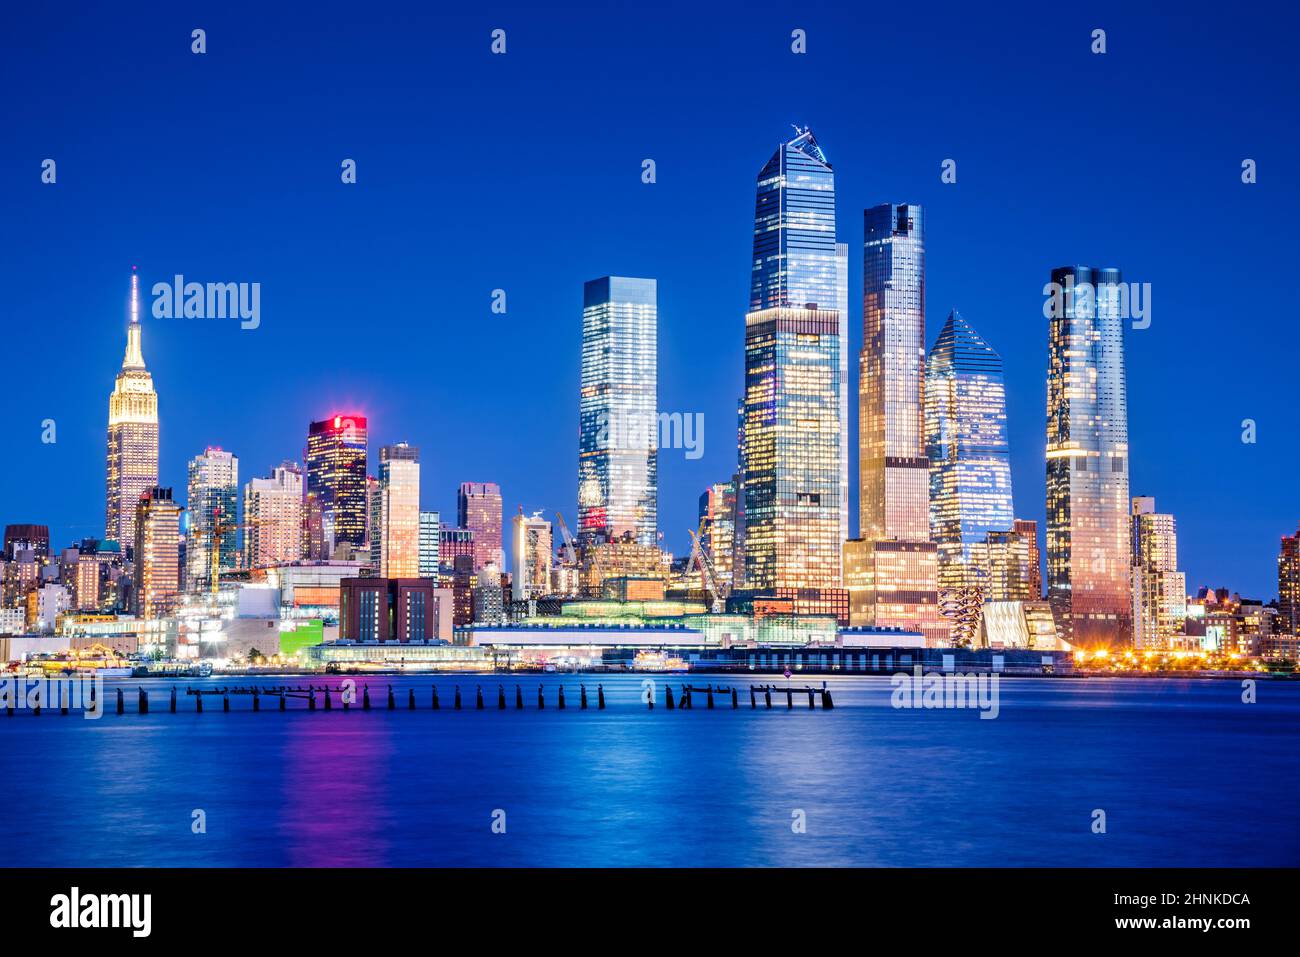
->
707;685;715;709
388;686;395;710
170;687;177;713
280;693;287;711
499;686;506;709
821;688;834;710
476;686;484;710
750;686;756;709
307;688;316;711
116;688;124;715
558;686;566;710
580;685;588;710
223;693;230;712
665;686;675;710
432;687;440;710
362;686;371;710
785;687;792;710
515;685;523;710
323;689;331;710
731;688;738;709
597;684;605;710
537;685;544;709
764;687;771;709
454;686;462;710
807;689;815;709
196;690;203;713
253;691;260;712
408;688;416;710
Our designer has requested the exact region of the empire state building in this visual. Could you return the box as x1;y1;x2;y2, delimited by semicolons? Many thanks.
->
106;269;159;546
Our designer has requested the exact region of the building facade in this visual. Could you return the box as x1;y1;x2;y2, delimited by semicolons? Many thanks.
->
186;447;239;592
1045;266;1132;646
243;463;304;570
419;510;441;577
578;276;658;547
1278;526;1300;645
512;511;553;601
132;487;181;620
1130;496;1187;649
740;128;842;591
106;270;159;548
457;482;503;570
847;203;945;643
372;443;420;578
305;415;368;553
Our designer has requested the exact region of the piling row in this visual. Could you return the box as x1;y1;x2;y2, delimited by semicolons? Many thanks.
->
6;681;833;715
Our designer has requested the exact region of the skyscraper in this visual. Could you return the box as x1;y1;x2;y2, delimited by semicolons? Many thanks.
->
1280;526;1300;642
1130;496;1187;649
457;482;503;570
106;269;159;547
373;443;420;578
1045;266;1132;646
186;447;238;592
846;203;945;642
740;127;842;591
133;487;180;619
243;463;304;569
925;310;1015;642
305;415;368;553
512;510;552;601
698;479;738;589
578;276;658;547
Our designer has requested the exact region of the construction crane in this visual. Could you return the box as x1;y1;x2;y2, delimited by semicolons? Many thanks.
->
190;506;261;598
687;518;727;614
554;511;579;566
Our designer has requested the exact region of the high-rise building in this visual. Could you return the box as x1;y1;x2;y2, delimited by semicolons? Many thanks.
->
372;443;420;578
305;415;368;552
133;487;181;619
926;310;1015;587
1013;518;1042;598
1130;497;1187;650
243;463;304;569
847;203;945;643
925;310;1015;642
512;510;553;601
740;127;842;591
1276;526;1299;642
186;447;238;591
419;510;441;577
106;270;159;548
578;276;658;547
1045;266;1132;646
439;525;474;570
458;482;503;570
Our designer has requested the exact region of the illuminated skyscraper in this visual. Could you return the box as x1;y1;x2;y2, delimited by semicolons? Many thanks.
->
512;510;553;601
373;443;420;578
740;127;842;590
1045;266;1131;646
1130;497;1187;649
578;276;658;547
133;487;180;619
847;203;945;642
186;447;238;592
243;463;304;569
106;269;159;548
305;415;368;553
1280;526;1300;642
458;482;503;570
925;310;1015;642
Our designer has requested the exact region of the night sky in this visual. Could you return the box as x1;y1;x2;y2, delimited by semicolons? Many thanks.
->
3;1;1296;597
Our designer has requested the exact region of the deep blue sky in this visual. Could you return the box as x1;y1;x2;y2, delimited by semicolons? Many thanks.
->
3;1;1297;597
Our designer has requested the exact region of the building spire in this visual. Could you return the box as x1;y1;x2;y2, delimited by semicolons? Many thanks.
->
122;266;145;370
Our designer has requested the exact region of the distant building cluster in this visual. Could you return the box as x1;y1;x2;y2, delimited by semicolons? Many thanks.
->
1;128;1296;667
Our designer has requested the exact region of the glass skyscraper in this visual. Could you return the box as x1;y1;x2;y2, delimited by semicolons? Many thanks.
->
457;482;503;570
578;276;658;547
373;443;420;578
1045;265;1131;646
305;415;368;552
846;203;945;642
925;310;1015;590
186;447;239;592
739;127;843;591
106;270;159;549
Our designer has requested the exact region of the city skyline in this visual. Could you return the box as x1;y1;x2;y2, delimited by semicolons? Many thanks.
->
3;5;1296;601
